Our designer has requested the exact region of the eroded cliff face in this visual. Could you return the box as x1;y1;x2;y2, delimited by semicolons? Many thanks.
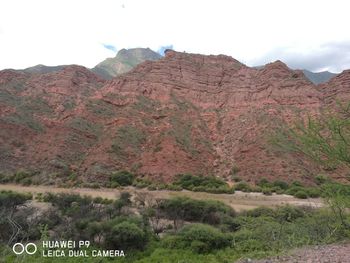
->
0;51;346;184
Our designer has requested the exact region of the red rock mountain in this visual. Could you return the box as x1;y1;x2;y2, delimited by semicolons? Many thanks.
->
0;50;348;185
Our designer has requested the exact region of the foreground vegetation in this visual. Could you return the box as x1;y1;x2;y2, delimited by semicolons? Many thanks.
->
0;186;349;262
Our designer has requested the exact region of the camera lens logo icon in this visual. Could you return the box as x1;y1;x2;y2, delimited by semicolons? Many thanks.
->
12;243;37;255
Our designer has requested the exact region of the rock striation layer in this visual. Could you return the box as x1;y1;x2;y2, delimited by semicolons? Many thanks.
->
0;51;347;184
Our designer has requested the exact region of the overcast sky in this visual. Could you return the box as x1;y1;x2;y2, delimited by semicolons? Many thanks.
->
1;0;350;73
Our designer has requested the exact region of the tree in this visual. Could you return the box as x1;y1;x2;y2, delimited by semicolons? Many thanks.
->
321;183;350;228
273;103;350;229
273;103;350;179
110;171;135;186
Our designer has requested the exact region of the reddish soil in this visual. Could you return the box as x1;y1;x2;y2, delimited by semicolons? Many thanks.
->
1;50;349;184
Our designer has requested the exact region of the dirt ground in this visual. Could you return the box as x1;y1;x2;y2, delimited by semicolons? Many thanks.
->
0;183;323;211
236;242;350;263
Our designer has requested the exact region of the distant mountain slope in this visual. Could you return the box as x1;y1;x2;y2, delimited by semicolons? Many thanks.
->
23;64;66;74
92;48;162;78
302;69;337;84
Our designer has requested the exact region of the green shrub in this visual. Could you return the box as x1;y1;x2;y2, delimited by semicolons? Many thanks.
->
230;165;240;175
157;184;167;190
306;188;321;198
190;240;210;254
174;174;227;191
314;174;329;185
245;207;275;218
147;185;157;191
192;185;234;194
110;182;120;188
257;178;271;188
166;184;183;191
273;180;289;190
110;170;135;186
12;170;35;184
251;186;262;192
160;197;235;225
291;181;303;187
0;190;32;208
275;206;305;222
0;173;10;183
209;186;235;194
104;221;147;250
20;178;32;186
111;125;146;157
295;190;308;199
162;235;183;249
178;224;232;253
234;182;252;192
133;178;152;188
285;186;304;196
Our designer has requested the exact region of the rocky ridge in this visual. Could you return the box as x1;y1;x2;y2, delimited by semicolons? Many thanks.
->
0;50;348;184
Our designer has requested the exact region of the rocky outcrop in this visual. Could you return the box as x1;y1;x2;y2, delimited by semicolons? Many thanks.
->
0;50;348;184
92;48;162;79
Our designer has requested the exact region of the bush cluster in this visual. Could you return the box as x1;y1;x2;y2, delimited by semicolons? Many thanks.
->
173;174;234;193
0;190;349;262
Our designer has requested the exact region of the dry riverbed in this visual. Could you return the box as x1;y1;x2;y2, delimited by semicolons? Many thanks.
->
0;183;323;211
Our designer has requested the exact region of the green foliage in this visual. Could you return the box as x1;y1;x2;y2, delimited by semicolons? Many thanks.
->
275;206;305;222
147;185;157;191
295;190;308;199
173;174;232;193
321;183;350;227
0;188;349;263
245;207;275;218
273;103;350;178
306;187;321;198
110;170;135;186
162;224;232;254
292;181;303;187
86;99;115;117
0;191;33;243
169;115;195;154
20;97;53;116
234;182;253;192
14;170;34;184
105;221;147;250
68;117;102;137
175;224;232;253
165;184;183;191
2;111;44;132
272;180;289;190
0;95;54;132
132;95;161;113
160;197;235;225
133;178;152;188
257;178;271;188
111;125;146;157
63;98;76;110
0;190;32;208
42;193;93;216
315;174;329;185
230;165;240;175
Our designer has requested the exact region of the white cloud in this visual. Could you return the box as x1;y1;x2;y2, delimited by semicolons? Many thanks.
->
0;0;350;72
